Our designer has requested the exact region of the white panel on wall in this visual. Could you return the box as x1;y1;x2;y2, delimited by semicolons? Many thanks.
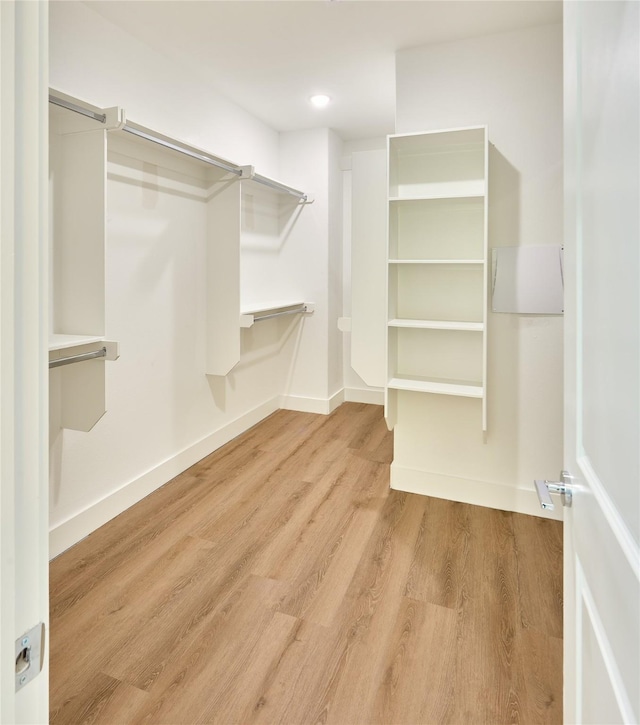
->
206;174;242;376
492;245;564;314
351;149;387;388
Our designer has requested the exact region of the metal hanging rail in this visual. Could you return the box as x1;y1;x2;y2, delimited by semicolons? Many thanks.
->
122;123;243;176
49;93;107;124
48;90;309;198
49;347;107;369
251;172;307;202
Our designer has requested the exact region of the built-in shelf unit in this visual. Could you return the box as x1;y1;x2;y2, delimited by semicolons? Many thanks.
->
49;93;121;431
49;89;313;387
385;126;489;431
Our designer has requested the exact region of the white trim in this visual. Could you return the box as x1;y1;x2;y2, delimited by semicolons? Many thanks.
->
49;397;280;558
279;390;344;415
1;1;49;718
578;454;640;580
390;464;563;521
577;559;636;724
344;387;384;405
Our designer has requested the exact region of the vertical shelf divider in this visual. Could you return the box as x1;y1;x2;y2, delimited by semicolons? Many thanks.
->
205;172;243;376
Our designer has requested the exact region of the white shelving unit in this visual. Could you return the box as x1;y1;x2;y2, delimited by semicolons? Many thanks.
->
49;94;123;431
385;126;489;431
49;89;313;380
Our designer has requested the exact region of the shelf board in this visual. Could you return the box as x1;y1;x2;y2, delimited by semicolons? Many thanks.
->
388;376;484;398
389;181;485;202
240;300;306;316
389;193;485;203
49;334;104;352
240;300;314;328
388;319;484;332
388;259;484;265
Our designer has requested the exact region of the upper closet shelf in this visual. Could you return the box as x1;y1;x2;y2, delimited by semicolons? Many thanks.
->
49;90;125;132
240;301;315;328
48;89;310;201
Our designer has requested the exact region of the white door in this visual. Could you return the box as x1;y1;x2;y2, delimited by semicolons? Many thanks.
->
0;1;50;723
563;2;639;722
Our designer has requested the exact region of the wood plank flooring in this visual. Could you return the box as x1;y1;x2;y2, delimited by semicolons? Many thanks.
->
50;403;563;724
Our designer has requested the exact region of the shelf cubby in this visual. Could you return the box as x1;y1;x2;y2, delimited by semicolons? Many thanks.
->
389;263;484;323
388;128;486;200
388;326;483;387
389;196;485;261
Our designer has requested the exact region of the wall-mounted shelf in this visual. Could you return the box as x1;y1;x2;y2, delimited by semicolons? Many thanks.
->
240;301;314;328
49;334;105;351
388;259;484;265
388;376;484;398
389;185;485;202
388;319;484;331
385;126;489;431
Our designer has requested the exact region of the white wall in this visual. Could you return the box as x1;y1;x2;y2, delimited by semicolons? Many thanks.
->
341;138;387;403
48;4;344;555
392;23;564;517
49;1;279;176
277;128;344;410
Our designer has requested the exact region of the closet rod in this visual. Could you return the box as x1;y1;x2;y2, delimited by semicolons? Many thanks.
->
49;347;107;369
252;173;307;201
253;305;308;323
49;93;107;124
122;124;243;176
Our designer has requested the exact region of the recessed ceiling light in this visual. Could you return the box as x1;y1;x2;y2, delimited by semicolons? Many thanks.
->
310;94;331;108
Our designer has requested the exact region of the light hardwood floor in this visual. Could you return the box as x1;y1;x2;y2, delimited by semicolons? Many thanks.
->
50;403;563;724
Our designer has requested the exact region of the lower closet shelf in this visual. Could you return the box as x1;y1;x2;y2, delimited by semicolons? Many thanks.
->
388;375;483;398
240;301;315;328
49;333;105;351
49;337;120;433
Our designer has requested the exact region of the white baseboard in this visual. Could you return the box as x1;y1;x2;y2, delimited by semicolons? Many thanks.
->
344;387;384;405
279;389;345;415
390;464;563;521
49;396;281;558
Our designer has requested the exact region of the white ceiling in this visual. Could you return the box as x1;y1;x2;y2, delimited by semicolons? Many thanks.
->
84;0;562;140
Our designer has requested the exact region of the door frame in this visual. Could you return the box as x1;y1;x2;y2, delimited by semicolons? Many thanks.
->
0;1;50;722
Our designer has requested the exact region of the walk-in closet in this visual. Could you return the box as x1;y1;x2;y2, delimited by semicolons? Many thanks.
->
2;1;638;723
